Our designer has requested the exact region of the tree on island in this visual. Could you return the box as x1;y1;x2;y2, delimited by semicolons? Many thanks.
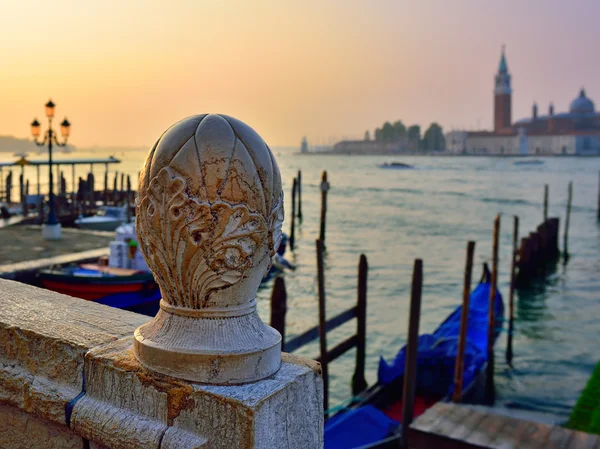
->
422;123;445;151
408;125;421;149
374;127;381;141
408;125;420;141
374;120;407;142
381;122;394;141
364;130;370;141
371;120;443;151
392;120;407;138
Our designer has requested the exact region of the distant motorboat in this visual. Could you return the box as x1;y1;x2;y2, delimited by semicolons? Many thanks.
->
75;206;131;231
0;203;22;217
380;162;414;169
513;159;544;166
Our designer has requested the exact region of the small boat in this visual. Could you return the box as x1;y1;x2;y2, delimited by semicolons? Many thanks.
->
75;206;131;231
39;223;293;312
39;264;160;311
0;203;23;217
513;159;544;166
324;264;503;448
38;222;160;313
379;162;414;169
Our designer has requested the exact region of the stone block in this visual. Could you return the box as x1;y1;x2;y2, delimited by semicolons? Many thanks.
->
166;352;324;449
71;338;323;449
71;337;205;449
0;279;148;425
0;404;84;449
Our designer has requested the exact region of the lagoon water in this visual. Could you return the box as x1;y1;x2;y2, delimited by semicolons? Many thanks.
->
22;148;600;423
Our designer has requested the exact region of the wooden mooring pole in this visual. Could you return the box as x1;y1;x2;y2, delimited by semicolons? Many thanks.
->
5;171;12;204
19;173;25;216
87;172;95;211
289;178;297;250
71;165;76;213
543;184;549;222
506;215;519;365
564;181;573;258
401;258;423;448
113;172;118;204
269;276;287;351
486;214;500;404
61;172;67;197
36;166;44;223
24;180;29;217
120;173;125;199
597;171;600;221
297;170;302;221
126;176;132;223
352;254;368;395
319;171;329;247
104;166;109;205
453;241;475;403
316;239;328;412
279;251;368;413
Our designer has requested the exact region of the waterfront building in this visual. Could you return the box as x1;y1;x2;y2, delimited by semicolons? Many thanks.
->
445;48;600;155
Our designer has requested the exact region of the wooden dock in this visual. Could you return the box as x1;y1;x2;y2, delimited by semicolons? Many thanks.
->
409;403;600;449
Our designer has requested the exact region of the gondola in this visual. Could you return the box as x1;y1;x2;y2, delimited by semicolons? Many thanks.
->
324;264;504;448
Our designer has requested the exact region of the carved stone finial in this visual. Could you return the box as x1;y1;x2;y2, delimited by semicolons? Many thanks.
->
134;114;284;384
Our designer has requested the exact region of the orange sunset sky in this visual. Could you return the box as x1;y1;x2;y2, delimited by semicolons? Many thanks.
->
1;0;599;149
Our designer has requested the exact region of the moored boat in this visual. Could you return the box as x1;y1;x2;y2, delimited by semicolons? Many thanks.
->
39;264;160;310
38;222;160;313
74;205;131;231
324;264;504;448
38;223;293;312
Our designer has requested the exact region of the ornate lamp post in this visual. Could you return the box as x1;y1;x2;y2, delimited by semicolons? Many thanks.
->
31;99;71;240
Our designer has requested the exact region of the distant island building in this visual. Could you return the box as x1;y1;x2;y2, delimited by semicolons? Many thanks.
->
330;137;411;154
300;137;308;153
446;47;600;155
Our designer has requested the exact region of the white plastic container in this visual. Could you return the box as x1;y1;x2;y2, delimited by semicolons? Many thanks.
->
132;249;150;272
109;241;130;269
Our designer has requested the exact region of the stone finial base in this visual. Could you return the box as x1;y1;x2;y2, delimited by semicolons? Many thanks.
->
133;306;282;384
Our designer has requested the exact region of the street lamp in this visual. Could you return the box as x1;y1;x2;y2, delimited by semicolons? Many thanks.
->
31;99;71;240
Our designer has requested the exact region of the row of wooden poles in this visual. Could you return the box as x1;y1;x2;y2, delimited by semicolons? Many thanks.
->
516;181;576;289
1;169;136;220
288;169;330;251
289;173;585;259
274;171;587;445
270;213;516;446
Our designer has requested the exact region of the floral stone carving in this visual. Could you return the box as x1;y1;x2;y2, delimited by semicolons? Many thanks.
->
134;114;284;384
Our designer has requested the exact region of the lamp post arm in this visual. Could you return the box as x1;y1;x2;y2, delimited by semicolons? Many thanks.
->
33;132;49;147
52;133;68;147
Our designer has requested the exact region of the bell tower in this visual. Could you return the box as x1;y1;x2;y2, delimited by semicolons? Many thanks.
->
494;45;512;132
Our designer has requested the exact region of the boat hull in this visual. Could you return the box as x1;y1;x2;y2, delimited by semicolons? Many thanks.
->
75;219;125;232
38;268;160;311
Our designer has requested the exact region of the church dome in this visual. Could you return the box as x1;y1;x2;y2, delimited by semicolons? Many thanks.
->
570;89;595;114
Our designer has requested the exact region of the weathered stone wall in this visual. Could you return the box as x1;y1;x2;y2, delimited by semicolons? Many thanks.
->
0;279;323;448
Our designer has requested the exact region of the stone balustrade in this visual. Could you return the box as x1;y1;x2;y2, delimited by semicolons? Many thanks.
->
0;114;323;448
